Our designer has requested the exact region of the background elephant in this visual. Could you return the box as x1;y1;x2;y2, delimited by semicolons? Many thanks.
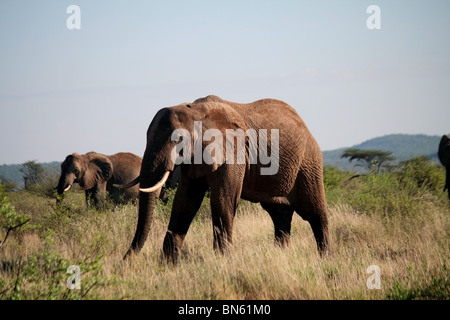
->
120;95;330;262
438;134;450;199
56;152;142;206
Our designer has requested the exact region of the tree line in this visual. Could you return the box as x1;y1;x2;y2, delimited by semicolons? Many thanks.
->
0;161;60;192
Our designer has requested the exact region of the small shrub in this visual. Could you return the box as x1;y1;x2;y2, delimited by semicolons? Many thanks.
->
1;231;105;300
323;166;353;205
0;177;17;192
324;157;447;218
398;156;445;195
323;166;347;190
0;186;30;250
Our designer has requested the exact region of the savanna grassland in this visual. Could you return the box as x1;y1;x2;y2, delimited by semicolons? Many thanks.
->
1;157;449;300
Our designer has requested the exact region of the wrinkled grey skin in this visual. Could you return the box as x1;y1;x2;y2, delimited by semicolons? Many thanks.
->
438;135;450;199
56;152;142;206
125;95;331;262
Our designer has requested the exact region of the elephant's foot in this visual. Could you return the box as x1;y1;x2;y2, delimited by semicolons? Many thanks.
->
162;231;184;264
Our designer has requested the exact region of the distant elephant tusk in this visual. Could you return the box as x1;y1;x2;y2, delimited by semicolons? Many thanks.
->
139;171;170;193
64;185;72;192
113;176;141;190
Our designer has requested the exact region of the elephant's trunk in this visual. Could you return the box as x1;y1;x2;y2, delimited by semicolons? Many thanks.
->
56;175;71;196
124;190;156;259
124;140;175;259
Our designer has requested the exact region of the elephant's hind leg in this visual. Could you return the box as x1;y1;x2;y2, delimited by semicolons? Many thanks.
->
294;170;331;256
260;202;294;247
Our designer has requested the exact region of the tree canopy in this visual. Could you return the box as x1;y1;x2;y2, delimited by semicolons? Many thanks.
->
341;148;395;172
19;161;45;189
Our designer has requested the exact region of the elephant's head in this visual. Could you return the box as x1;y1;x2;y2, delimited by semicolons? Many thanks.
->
56;152;113;198
122;99;247;258
438;135;450;198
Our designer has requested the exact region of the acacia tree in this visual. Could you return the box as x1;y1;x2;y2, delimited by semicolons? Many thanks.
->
20;161;45;190
341;148;395;172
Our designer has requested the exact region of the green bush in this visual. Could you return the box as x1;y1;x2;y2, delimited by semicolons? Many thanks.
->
344;173;421;218
323;166;354;206
0;177;17;192
0;186;30;250
323;157;446;218
1;231;106;300
323;166;348;190
398;156;445;195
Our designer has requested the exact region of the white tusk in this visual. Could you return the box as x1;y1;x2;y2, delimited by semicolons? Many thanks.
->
64;185;72;192
139;171;170;193
113;176;140;190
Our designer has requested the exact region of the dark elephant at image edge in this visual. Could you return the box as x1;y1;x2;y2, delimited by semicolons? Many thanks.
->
119;95;331;262
438;134;450;199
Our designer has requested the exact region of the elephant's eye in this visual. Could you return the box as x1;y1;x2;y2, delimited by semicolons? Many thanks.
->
74;168;80;175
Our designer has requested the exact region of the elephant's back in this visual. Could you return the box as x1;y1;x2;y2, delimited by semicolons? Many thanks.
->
110;152;142;165
106;153;141;201
227;98;316;154
227;99;308;134
108;152;142;184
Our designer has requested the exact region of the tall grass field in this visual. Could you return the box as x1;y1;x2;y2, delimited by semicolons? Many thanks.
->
1;158;449;300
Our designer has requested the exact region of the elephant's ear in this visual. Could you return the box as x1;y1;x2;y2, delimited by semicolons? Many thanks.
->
187;102;248;179
79;155;114;190
438;135;450;166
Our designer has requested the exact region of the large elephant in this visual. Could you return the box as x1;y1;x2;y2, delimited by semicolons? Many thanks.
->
118;95;330;262
438;134;450;199
56;152;142;206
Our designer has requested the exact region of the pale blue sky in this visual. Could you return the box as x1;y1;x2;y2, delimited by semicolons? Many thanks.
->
1;0;449;164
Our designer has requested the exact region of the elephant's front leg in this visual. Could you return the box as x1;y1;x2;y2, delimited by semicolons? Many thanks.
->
208;165;245;254
85;189;95;208
162;177;208;263
90;183;107;208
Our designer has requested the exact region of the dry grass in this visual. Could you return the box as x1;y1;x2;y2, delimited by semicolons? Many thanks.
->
1;186;449;300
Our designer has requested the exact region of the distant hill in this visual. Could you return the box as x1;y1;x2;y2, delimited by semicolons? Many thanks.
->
323;134;443;171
